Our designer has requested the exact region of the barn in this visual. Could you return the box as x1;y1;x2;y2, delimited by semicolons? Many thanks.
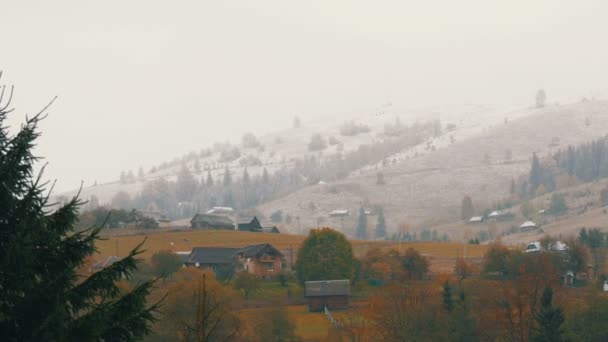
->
304;279;350;312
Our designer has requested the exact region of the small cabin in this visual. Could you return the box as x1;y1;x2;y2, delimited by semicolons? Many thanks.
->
305;280;350;312
468;216;484;224
519;220;539;232
190;214;235;230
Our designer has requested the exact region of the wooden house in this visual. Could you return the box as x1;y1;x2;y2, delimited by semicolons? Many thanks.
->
184;243;285;278
236;243;284;277
190;214;235;230
304;280;350;312
237;217;263;232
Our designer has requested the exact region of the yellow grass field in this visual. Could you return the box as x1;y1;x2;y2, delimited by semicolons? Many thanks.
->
95;230;307;259
237;305;331;341
95;229;489;263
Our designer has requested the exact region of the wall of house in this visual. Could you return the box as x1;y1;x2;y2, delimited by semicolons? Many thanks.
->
249;257;282;278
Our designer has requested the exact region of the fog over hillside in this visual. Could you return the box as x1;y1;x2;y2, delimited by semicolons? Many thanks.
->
3;1;608;194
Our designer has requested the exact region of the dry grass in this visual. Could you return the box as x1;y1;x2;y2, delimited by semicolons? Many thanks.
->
95;230;307;259
237;304;330;341
95;230;389;259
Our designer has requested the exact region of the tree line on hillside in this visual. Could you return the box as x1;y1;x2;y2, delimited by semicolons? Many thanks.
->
98;120;440;220
515;136;608;199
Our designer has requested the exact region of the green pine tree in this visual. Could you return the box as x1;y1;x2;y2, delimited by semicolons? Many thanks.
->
356;207;367;239
375;208;387;239
0;85;159;341
532;286;565;342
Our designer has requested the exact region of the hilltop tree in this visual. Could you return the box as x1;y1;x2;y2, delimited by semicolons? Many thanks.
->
294;228;355;285
206;169;214;187
376;208;387;239
356;207;367;239
138;166;145;181
0;84;158;340
308;134;327;151
529;153;542;193
548;193;567;216
223;166;232;187
536;89;547;108
460;195;474;220
176;164;198;201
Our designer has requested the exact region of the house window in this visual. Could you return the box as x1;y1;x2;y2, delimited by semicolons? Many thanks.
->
266;263;274;272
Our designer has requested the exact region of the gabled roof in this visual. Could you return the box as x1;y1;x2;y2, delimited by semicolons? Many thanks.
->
329;209;349;217
262;226;280;233
237;216;262;231
187;247;240;264
191;214;234;228
305;280;350;297
238;243;283;258
520;220;538;228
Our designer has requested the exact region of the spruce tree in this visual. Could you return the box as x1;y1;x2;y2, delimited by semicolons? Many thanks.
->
375;207;387;239
0;85;159;341
532;286;565;342
223;166;232;187
205;169;214;187
529;153;542;193
356;207;367;239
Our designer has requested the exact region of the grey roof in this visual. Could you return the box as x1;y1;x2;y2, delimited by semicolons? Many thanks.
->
191;214;234;228
187;247;240;264
305;280;350;297
262;226;280;233
237;243;283;258
186;244;283;265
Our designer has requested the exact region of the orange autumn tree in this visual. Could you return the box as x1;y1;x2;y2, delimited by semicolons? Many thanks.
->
155;268;240;341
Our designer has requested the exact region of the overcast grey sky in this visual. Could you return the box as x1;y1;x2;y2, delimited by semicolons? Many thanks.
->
2;0;607;191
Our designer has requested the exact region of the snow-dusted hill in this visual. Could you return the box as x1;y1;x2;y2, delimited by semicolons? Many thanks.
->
60;103;515;205
256;100;608;236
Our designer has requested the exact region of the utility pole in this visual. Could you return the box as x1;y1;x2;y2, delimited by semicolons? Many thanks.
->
289;244;293;270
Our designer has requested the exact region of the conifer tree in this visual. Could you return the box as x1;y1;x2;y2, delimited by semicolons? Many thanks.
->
223;166;232;187
0;83;159;341
460;195;474;220
356;207;367;239
376;207;387;239
205;169;214;187
532;286;565;342
529;153;542;193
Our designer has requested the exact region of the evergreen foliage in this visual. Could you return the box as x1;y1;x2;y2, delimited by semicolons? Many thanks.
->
375;207;386;239
356;207;367;239
532;286;565;342
460;195;474;220
0;86;158;341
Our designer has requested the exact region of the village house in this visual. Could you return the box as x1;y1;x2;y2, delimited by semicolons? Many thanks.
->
190;213;235;230
304;279;351;312
262;226;281;234
519;220;539;232
488;209;515;221
468;216;484;224
184;243;285;278
237;217;263;232
136;210;171;228
190;213;280;234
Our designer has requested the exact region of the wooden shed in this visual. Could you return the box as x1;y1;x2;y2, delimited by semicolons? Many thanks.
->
304;280;350;312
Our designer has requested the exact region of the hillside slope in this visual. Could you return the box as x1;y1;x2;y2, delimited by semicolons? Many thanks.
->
258;101;608;237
